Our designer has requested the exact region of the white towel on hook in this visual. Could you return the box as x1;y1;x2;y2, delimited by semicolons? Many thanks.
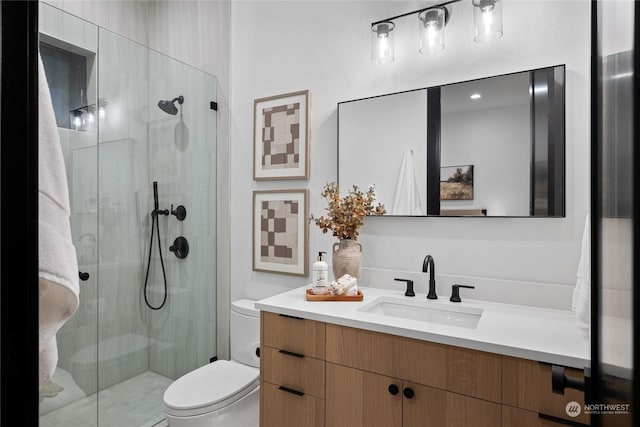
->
392;149;424;215
572;213;590;330
38;52;80;386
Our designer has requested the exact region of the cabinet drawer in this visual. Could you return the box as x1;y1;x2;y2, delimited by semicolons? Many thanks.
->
503;406;590;427
502;357;589;425
326;324;501;402
261;381;325;427
262;346;325;398
261;311;325;359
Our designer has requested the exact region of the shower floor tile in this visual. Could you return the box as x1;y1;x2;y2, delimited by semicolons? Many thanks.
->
39;370;172;427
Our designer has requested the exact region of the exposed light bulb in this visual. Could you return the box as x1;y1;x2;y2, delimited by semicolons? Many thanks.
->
379;35;389;58
73;115;82;128
482;9;493;37
87;112;95;123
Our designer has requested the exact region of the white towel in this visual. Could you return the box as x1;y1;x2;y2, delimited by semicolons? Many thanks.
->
392;149;424;215
38;52;80;386
572;213;590;329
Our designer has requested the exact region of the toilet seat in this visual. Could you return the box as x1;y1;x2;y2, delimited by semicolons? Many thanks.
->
163;360;259;418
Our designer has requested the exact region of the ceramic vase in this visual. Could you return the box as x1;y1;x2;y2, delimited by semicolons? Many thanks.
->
332;239;363;280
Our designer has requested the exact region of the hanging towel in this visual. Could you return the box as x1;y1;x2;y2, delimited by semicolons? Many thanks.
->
38;52;80;386
392;149;424;215
572;213;590;330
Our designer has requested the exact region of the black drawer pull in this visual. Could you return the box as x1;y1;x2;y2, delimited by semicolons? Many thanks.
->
278;349;305;358
552;364;585;395
388;384;399;395
278;313;304;320
538;413;588;426
278;386;305;397
403;387;414;399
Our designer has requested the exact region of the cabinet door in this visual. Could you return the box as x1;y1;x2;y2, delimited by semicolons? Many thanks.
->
401;382;446;427
326;362;402;427
403;382;501;427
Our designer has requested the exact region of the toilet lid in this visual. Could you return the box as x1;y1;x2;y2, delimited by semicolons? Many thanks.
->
164;360;259;417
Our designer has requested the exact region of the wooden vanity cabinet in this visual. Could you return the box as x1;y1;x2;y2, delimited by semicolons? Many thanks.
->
259;311;589;427
260;312;326;427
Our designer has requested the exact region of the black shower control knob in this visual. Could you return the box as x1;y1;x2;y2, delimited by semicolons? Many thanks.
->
171;204;187;221
169;236;189;259
78;271;90;281
403;387;414;399
388;384;399;395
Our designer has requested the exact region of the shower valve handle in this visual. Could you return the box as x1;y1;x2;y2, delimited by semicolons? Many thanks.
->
171;204;187;221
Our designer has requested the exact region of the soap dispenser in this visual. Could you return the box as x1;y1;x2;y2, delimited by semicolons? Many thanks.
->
312;251;328;286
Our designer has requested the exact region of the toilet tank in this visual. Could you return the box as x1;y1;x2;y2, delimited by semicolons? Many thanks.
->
230;299;260;368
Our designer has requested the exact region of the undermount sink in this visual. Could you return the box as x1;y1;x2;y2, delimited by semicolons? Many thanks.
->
357;296;483;329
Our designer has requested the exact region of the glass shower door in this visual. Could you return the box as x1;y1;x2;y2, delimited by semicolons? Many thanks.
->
96;28;218;426
38;5;218;425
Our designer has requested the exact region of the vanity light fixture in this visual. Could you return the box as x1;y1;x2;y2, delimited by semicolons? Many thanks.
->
473;0;503;43
470;93;482;99
371;0;503;64
418;7;448;54
371;21;396;64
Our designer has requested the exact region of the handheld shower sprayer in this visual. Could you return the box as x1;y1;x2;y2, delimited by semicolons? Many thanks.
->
152;181;169;217
153;181;159;211
144;181;168;310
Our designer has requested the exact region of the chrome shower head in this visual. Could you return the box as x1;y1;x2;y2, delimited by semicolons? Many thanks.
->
157;95;184;115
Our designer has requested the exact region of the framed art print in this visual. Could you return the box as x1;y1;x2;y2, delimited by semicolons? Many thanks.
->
440;165;474;201
253;189;309;276
253;90;310;180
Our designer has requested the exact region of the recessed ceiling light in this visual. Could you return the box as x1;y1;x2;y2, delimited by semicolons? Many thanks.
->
470;93;482;100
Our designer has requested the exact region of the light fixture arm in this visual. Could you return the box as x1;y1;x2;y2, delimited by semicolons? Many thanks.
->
371;0;461;27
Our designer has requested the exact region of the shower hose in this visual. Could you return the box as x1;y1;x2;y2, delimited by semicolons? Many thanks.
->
143;210;168;310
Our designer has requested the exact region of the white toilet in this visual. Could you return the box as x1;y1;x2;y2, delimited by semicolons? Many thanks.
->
163;299;260;427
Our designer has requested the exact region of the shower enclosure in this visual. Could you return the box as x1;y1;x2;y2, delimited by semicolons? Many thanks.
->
38;3;218;426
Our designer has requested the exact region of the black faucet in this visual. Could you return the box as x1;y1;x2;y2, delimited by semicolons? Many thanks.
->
422;255;437;299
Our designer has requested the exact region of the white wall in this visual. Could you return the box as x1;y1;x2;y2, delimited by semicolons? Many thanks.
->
231;0;591;302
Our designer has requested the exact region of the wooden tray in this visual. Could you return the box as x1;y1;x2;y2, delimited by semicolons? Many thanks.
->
306;289;364;301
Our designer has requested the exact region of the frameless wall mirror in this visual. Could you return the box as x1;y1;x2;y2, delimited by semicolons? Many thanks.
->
338;65;565;217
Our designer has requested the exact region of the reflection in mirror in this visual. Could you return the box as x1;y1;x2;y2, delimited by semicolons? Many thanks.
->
338;65;565;217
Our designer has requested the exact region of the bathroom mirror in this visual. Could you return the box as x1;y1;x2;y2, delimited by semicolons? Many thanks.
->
338;65;565;217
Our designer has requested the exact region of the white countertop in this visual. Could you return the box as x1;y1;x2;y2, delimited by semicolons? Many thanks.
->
255;285;590;369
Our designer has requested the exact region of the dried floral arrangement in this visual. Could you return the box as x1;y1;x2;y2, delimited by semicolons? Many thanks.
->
311;182;386;240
